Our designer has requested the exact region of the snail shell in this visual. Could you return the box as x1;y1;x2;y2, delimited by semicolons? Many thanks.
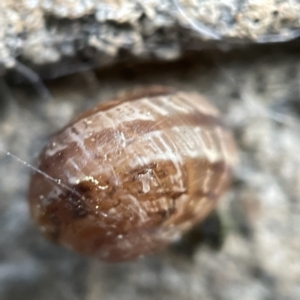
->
28;87;236;262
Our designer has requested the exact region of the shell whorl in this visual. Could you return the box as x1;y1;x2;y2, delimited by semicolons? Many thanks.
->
28;87;236;262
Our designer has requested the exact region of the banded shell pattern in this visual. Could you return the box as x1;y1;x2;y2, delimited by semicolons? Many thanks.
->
28;87;236;262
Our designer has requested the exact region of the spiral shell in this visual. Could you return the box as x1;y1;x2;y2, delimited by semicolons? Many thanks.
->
28;87;236;262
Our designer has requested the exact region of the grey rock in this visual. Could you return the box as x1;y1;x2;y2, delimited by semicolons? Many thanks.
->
1;0;300;72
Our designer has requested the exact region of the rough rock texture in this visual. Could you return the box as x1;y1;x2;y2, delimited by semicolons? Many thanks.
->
1;39;300;299
1;0;300;73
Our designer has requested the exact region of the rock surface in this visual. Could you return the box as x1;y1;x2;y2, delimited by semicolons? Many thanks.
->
1;0;300;72
1;39;300;299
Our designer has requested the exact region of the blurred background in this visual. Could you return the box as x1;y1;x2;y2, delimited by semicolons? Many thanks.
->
1;1;300;299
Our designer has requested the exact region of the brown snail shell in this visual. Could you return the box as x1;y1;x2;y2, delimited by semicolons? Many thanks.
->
28;86;236;262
